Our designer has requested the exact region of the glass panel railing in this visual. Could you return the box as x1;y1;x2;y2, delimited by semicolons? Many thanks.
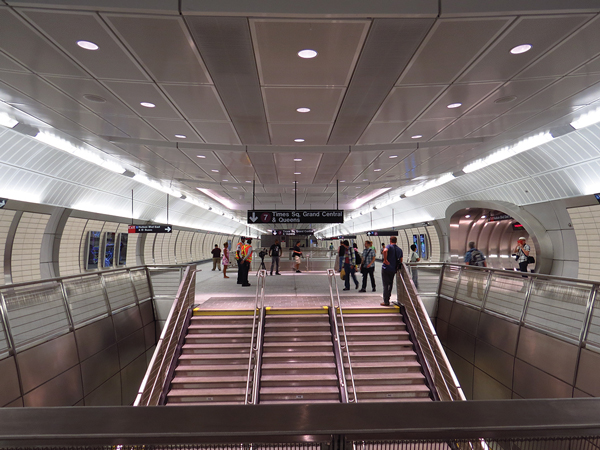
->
455;267;489;308
484;271;529;320
439;265;460;298
63;275;108;326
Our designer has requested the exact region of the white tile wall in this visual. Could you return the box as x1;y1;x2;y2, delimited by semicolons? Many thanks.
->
0;209;16;280
11;212;50;283
58;217;87;276
144;233;156;265
568;205;600;282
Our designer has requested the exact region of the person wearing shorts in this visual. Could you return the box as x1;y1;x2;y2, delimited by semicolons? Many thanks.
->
292;241;303;273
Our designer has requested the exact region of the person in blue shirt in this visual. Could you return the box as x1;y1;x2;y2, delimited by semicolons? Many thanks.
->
464;241;486;298
381;237;403;306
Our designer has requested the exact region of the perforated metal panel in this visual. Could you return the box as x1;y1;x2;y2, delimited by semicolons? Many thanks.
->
455;268;488;308
103;271;137;311
439;265;460;298
62;276;108;326
131;269;151;302
484;273;528;320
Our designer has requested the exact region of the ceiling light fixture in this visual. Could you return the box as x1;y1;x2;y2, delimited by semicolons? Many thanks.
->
510;44;532;55
389;155;398;159
294;138;305;143
211;169;219;172
298;49;317;59
0;113;18;129
77;40;99;50
222;179;228;182
197;155;206;158
362;179;368;182
140;102;156;108
571;106;600;130
246;180;252;183
294;158;302;162
411;135;422;139
447;103;462;109
175;134;186;139
465;215;471;218
404;173;455;197
481;215;487;219
374;169;381;172
294;172;301;175
296;108;311;113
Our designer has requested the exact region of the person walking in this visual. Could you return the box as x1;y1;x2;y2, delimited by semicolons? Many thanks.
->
381;237;403;306
222;242;230;278
236;236;246;285
342;240;359;291
269;239;282;275
359;240;376;292
380;242;386;260
337;241;345;272
211;244;221;271
514;237;531;274
464;241;486;298
292;241;303;273
408;244;421;289
239;238;253;287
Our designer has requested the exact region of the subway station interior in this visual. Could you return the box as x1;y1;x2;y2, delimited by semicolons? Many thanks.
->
2;0;600;448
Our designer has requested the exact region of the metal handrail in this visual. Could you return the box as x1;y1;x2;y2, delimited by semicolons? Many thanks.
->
397;263;465;402
134;265;197;406
327;269;357;403
245;269;267;405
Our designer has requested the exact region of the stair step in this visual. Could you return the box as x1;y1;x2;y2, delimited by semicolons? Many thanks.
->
171;376;248;384
175;364;248;371
263;352;335;359
350;384;430;394
188;322;253;329
263;341;333;348
351;373;425;382
259;399;340;404
266;322;330;328
179;354;249;361
167;401;245;406
261;374;338;382
261;386;339;394
352;397;432;403
262;362;336;369
347;361;422;369
341;313;402;320
186;332;253;338
168;388;246;396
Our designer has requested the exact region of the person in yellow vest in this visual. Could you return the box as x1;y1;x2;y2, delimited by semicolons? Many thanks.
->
236;236;246;285
239;238;253;287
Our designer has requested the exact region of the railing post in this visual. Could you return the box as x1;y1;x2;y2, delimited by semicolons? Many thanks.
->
519;276;535;324
579;285;598;346
145;266;156;301
0;292;16;356
436;263;446;297
58;281;75;332
480;269;494;312
99;273;113;315
127;269;141;306
452;266;464;301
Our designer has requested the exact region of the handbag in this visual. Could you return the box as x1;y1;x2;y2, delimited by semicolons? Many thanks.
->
527;255;535;264
340;268;345;280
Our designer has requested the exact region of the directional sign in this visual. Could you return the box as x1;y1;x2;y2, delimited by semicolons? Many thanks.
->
128;225;172;234
248;210;343;224
366;231;398;237
271;229;314;236
0;198;6;209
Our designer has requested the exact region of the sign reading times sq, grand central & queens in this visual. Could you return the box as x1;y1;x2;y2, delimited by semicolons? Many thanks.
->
247;210;344;224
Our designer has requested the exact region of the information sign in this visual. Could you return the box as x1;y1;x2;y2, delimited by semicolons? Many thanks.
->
248;210;343;224
488;214;512;222
366;231;398;236
128;225;172;234
271;229;314;236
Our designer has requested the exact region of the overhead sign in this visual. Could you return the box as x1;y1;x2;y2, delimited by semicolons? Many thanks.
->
271;229;314;236
324;235;357;240
128;225;172;234
248;210;343;224
0;198;6;209
488;214;512;222
366;231;398;236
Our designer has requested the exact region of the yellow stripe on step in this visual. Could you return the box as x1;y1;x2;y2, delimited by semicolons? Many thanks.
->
265;306;329;315
193;308;257;316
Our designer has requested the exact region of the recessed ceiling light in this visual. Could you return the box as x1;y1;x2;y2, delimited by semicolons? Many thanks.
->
465;215;471;218
447;103;462;109
389;155;398;159
481;215;487;219
140;102;156;108
211;169;219;172
510;44;532;55
362;179;369;182
197;155;206;158
77;40;99;50
298;49;317;59
296;107;311;113
294;158;302;161
294;172;301;175
233;187;238;189
294;138;305;143
340;180;345;182
175;134;186;139
411;134;423;139
355;186;361;189
246;180;252;183
374;169;382;172
222;179;229;182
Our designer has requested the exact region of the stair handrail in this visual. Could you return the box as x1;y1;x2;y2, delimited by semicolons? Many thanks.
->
245;269;267;405
327;269;357;403
134;265;198;406
397;263;465;402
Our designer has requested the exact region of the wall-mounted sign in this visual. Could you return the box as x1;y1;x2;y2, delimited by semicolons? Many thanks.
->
366;231;398;236
488;214;512;222
272;229;314;236
595;193;600;204
0;198;6;209
128;225;172;233
248;210;343;224
324;235;357;240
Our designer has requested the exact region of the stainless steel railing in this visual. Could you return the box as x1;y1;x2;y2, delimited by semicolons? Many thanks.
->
245;269;267;405
327;269;357;403
396;264;465;401
134;265;197;406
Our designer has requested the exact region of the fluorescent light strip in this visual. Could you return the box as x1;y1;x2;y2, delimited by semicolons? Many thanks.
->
404;173;455;197
133;174;182;198
35;131;126;174
0;113;18;128
571;106;600;130
197;188;236;209
463;132;553;174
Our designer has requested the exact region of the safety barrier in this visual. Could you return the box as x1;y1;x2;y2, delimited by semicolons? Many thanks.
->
245;269;266;405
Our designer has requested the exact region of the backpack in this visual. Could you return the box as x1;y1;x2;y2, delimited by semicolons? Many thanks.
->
470;249;485;267
355;249;362;266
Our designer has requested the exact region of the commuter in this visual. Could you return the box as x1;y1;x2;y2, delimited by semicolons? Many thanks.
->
342;240;359;291
337;241;345;272
359;240;376;293
269;239;282;275
222;242;230;278
239;238;253;287
380;242;386;260
408;244;421;289
236;236;246;285
514;237;531;274
292;241;303;273
464;241;486;299
381;237;403;306
329;243;334;256
211;244;221;271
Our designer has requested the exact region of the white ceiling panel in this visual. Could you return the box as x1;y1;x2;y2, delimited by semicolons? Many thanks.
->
357;122;411;145
105;116;165;140
160;84;228;121
102;80;182;119
459;15;593;83
144;118;203;143
247;152;278;185
468;110;534;139
432;114;499;140
103;14;211;84
398;18;512;85
313;152;349;184
372;85;447;123
251;19;369;87
418;82;502;120
191;121;241;145
0;50;27;72
574;54;600;76
20;9;150;81
516;15;600;80
263;87;345;122
394;118;455;142
0;7;88;77
269;123;331;145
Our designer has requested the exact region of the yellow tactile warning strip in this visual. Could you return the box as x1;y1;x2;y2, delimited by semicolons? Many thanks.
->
337;305;400;314
265;305;329;315
193;308;258;316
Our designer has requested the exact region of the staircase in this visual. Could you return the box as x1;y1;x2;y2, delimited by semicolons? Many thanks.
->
341;307;432;402
166;310;255;405
259;308;341;404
